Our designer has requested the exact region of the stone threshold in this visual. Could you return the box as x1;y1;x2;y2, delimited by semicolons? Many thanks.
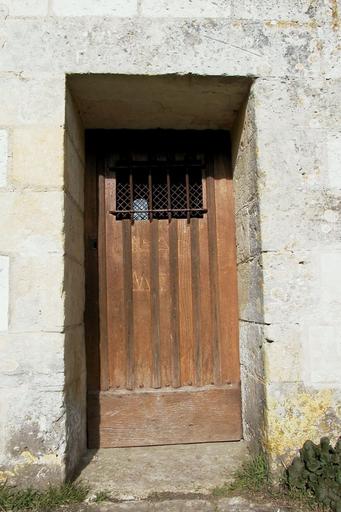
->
75;442;248;501
59;496;291;511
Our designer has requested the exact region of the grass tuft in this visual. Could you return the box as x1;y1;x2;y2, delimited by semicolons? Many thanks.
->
93;490;112;503
228;453;270;493
212;453;270;497
0;482;89;511
212;453;326;510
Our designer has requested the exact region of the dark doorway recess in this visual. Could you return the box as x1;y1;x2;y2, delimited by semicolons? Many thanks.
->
85;130;241;448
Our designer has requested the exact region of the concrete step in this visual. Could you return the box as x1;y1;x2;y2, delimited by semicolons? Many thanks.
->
62;497;291;511
76;442;249;500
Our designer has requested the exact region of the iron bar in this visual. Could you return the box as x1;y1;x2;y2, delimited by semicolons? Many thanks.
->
185;171;190;224
166;172;172;223
129;161;134;224
148;165;153;222
110;208;207;215
112;162;203;170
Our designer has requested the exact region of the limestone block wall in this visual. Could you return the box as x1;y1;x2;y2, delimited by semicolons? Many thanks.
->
232;92;266;453
0;73;68;485
0;0;339;482
64;89;86;478
254;77;341;467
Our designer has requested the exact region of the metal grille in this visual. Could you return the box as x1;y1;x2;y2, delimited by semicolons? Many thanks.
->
112;158;206;222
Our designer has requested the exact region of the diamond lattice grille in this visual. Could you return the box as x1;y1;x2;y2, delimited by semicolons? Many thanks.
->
114;158;206;221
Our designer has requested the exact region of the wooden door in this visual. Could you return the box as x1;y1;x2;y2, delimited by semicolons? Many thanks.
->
85;131;241;448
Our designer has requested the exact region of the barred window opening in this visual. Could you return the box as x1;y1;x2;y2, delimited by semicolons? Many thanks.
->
113;159;206;222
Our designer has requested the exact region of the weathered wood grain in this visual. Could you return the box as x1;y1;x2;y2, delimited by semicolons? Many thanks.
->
87;131;241;448
88;386;242;448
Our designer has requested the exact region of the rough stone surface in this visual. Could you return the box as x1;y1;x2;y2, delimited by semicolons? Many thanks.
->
51;0;137;17
1;0;49;17
67;75;251;130
63;90;86;479
0;129;8;187
141;0;232;18
0;0;340;485
76;443;248;500
11;126;64;189
57;497;292;511
0;255;9;332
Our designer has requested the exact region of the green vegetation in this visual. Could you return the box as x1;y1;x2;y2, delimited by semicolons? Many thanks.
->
93;490;112;503
0;482;89;511
229;453;270;493
212;453;269;498
212;451;327;510
286;437;341;512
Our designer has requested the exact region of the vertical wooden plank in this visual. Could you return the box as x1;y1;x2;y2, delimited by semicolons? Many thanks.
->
84;136;100;392
214;151;240;384
122;219;134;390
169;221;180;387
198;214;214;385
158;220;172;387
150;221;161;388
206;159;221;385
132;221;153;388
106;170;126;388
178;219;194;386
190;218;202;386
98;165;109;391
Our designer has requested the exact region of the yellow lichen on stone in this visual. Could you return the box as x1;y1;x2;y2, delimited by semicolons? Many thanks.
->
264;20;317;29
0;469;16;482
331;0;339;30
264;388;336;464
42;454;60;465
21;451;38;464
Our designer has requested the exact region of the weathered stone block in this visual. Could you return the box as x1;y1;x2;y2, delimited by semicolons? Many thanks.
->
239;319;265;447
233;138;258;215
235;200;261;264
237;256;264;323
65;89;85;164
0;18;324;78
0;74;65;125
254;78;326;130
323;28;341;79
11;126;64;189
241;371;265;447
233;0;329;23
0;385;66;486
0;190;64;255
303;324;341;385
319;252;341;322
262;251;319;324
0;332;64;387
64;256;85;328
51;0;137;17
64;193;84;263
0;255;9;332
239;320;264;379
0;129;8;188
327;132;341;189
64;326;86;475
265;382;341;467
64;135;84;211
10;254;65;331
142;0;232;18
263;323;303;383
64;326;86;386
4;0;48;16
